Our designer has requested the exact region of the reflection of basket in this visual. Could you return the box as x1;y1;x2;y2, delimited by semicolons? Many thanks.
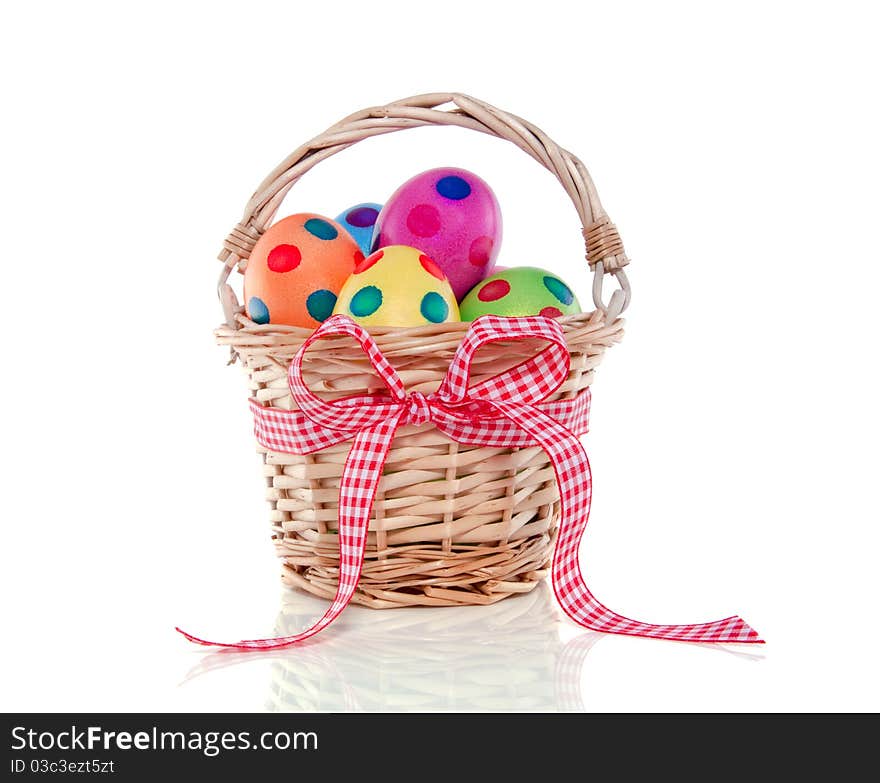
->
263;584;599;712
215;94;630;609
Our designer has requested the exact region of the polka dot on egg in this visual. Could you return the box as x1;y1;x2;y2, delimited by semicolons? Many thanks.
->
420;292;449;323
306;289;337;323
419;254;445;280
346;206;379;228
304;217;339;240
353;250;365;265
543;276;574;306
406;204;442;237
248;296;270;324
350;285;383;317
354;249;383;274
540;306;564;318
267;244;301;273
468;235;493;267
436;175;472;200
477;279;511;302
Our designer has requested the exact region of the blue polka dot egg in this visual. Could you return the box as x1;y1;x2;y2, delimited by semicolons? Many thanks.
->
333;245;460;328
335;202;382;256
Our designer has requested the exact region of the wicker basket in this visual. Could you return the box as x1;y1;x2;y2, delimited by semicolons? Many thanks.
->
215;93;631;610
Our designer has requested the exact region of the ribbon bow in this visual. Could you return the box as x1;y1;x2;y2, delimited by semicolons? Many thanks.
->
178;314;761;649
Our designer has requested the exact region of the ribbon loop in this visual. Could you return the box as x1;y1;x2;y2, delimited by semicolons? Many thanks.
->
436;315;571;406
289;314;408;431
178;314;762;650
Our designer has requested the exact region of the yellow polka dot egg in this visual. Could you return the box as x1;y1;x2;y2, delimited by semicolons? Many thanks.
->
333;245;460;327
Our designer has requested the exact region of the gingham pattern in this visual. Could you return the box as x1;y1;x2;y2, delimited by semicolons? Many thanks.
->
492;400;762;643
176;421;400;650
177;315;762;649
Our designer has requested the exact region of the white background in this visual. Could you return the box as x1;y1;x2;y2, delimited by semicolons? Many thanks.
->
2;1;878;712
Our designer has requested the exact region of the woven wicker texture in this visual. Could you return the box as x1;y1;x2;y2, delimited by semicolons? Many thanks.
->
216;93;629;608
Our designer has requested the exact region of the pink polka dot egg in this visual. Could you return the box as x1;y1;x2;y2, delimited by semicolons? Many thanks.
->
243;213;363;328
373;167;502;300
332;245;460;328
459;266;581;321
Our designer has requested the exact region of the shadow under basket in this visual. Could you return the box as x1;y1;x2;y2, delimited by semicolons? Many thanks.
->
214;93;631;610
217;311;623;608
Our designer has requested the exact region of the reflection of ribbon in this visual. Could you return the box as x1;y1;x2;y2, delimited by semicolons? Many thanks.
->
182;586;596;712
178;314;762;649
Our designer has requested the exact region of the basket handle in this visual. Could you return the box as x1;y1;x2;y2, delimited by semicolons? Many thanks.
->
216;92;631;327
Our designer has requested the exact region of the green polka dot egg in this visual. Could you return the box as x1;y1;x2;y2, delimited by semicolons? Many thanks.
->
459;267;581;321
333;245;460;327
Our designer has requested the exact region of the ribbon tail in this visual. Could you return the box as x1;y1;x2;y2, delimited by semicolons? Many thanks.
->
176;414;404;650
492;401;764;645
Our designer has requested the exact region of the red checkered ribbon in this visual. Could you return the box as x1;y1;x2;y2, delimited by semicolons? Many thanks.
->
177;314;762;649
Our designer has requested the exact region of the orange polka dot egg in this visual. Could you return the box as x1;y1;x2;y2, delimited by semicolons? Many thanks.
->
332;245;460;328
244;213;363;328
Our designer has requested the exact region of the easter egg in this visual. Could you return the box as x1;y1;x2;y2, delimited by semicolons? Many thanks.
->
333;245;460;327
335;202;383;256
373;168;502;300
243;213;363;328
459;267;581;321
